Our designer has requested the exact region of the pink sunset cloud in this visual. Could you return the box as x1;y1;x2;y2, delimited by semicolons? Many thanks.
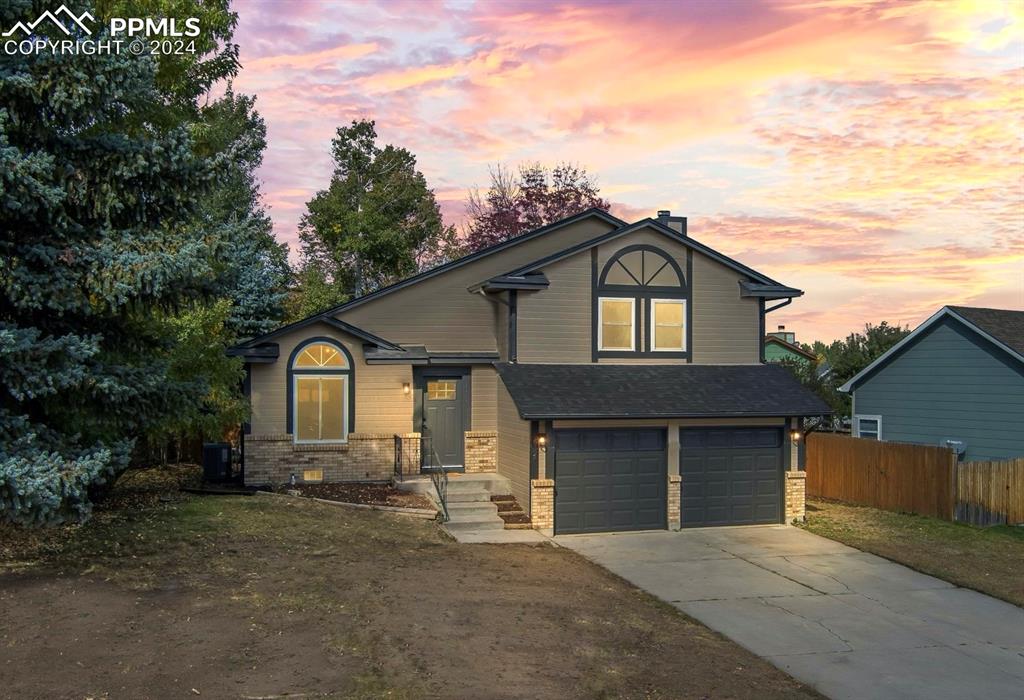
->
230;0;1024;342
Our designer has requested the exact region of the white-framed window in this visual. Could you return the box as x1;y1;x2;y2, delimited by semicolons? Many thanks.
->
291;340;350;444
650;298;686;351
599;297;635;351
854;414;882;440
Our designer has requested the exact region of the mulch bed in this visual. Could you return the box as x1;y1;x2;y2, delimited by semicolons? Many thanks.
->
288;482;434;510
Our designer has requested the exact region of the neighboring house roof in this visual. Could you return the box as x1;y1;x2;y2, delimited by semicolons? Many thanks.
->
764;335;818;362
839;306;1024;392
946;306;1024;356
495;363;832;419
231;208;624;350
474;218;797;293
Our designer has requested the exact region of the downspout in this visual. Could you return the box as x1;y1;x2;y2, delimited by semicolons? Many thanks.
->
761;297;791;364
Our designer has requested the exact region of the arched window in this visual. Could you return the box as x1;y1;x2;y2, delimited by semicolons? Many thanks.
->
596;245;688;356
288;339;353;444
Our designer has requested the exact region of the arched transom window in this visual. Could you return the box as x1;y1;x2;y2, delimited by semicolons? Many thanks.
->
289;339;353;444
596;245;689;356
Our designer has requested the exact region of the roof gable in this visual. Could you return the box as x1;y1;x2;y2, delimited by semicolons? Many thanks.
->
476;218;791;291
840;306;1024;392
235;208;624;348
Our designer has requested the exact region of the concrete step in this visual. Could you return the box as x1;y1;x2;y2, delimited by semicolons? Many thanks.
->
443;519;506;532
447;501;499;518
446;490;491;503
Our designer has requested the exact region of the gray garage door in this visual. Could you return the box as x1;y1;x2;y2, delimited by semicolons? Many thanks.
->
680;428;783;527
553;429;666;535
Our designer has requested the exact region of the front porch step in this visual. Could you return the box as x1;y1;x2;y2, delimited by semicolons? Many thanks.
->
446;490;492;503
443;519;506;532
446;501;499;519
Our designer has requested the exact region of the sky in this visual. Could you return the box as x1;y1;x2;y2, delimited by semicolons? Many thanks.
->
231;0;1024;342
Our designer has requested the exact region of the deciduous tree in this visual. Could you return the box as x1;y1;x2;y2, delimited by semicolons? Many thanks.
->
464;162;611;252
296;119;448;306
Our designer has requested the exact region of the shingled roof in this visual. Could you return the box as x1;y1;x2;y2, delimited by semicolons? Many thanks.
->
495;363;832;420
947;306;1024;357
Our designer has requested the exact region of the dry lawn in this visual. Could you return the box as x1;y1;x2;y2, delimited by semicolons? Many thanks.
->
1;468;821;699
801;499;1024;607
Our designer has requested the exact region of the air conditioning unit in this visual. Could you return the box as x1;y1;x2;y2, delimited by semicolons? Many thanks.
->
202;442;232;482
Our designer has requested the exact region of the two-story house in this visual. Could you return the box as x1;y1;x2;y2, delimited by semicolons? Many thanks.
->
230;209;830;534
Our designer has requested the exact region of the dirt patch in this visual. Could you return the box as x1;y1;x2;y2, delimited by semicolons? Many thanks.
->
287;481;434;509
1;471;821;699
801;499;1024;607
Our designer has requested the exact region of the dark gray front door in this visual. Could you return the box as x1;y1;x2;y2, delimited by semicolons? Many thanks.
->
422;376;466;468
553;429;666;534
679;428;783;527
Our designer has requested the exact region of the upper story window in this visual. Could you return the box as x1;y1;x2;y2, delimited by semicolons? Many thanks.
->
289;339;352;444
596;245;688;357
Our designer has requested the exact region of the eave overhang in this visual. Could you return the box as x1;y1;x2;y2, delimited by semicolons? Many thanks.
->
471;272;550;293
740;281;804;299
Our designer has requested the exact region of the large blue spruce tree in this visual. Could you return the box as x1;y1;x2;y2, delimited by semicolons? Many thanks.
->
0;2;231;524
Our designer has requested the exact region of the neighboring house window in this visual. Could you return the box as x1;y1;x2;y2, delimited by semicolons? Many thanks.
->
290;340;352;444
595;244;688;356
651;298;686;351
599;297;636;350
854;414;882;440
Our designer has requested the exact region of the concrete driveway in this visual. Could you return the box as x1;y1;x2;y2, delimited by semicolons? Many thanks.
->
558;526;1024;700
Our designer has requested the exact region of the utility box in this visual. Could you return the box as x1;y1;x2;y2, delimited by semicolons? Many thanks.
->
202;442;232;482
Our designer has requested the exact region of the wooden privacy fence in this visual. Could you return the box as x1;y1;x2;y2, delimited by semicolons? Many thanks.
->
806;433;955;519
806;433;1024;525
955;458;1024;526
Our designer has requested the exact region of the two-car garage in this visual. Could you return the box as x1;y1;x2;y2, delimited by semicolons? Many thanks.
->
552;426;784;535
493;363;830;536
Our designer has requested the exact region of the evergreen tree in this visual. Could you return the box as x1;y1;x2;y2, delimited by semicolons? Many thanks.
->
0;3;220;524
297;119;448;304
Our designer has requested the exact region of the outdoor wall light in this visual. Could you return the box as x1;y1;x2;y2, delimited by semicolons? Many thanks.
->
790;430;802;444
537;434;547;447
402;382;411;395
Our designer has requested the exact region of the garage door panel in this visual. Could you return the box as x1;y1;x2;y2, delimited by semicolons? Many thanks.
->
679;428;783;528
554;429;666;534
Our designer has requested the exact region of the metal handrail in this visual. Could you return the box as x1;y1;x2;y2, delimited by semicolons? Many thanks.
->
420;436;449;521
393;434;404;482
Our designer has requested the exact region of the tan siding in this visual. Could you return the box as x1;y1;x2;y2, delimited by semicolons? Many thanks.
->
472;365;497;431
517;252;592;363
515;225;761;365
497;378;531;506
337;218;615;351
248;322;413;436
691;252;760;364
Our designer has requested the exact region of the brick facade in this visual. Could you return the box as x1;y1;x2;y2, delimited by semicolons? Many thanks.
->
785;470;806;522
464;430;497;473
245;433;420;485
530;478;554;530
667;474;682;530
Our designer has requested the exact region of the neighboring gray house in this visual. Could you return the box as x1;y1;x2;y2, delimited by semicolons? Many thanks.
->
840;306;1024;461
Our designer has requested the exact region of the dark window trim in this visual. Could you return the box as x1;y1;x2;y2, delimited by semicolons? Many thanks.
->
285;337;356;437
508;289;518;362
593;244;690;359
